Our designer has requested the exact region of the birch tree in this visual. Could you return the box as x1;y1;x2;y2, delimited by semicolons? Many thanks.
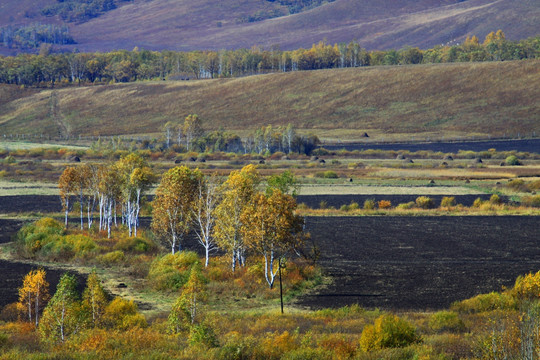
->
39;273;87;343
241;190;304;288
214;164;259;271
152;166;202;254
82;270;108;327
59;167;77;228
192;174;221;267
18;269;50;326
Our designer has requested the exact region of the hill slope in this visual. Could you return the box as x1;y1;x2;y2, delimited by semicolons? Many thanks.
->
0;0;539;54
0;60;538;140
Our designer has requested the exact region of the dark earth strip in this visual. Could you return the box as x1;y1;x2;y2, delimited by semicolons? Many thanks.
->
321;139;540;153
0;194;508;215
1;216;539;311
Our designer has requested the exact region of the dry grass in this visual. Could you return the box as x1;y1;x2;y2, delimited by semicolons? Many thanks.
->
1;60;538;140
299;184;482;195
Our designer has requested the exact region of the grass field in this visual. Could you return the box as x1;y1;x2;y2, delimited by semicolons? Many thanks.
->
0;60;538;141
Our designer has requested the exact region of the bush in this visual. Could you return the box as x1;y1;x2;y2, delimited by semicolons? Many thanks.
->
505;155;522;165
114;236;155;253
97;250;125;266
359;314;420;351
440;196;456;208
489;194;501;205
428;311;465;333
17;217;64;255
102;297;147;330
512;271;540;300
396;201;415;210
315;171;338;179
451;292;517;313
472;197;485;208
415;196;435;209
522;195;540;208
189;323;219;348
378;200;392;209
147;252;200;290
363;199;375;210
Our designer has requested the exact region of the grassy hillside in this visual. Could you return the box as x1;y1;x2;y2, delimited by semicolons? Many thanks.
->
1;0;539;54
0;60;538;140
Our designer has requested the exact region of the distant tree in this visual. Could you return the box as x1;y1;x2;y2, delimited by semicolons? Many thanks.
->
59;167;78;228
82;270;108;327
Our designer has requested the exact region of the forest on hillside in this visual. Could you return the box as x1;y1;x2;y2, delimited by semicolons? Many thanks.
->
0;31;538;86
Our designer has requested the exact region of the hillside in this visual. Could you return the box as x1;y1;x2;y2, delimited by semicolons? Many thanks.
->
0;0;539;54
0;60;538;140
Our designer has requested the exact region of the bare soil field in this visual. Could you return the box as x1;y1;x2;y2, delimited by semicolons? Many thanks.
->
322;139;540;153
296;216;540;310
1;215;539;311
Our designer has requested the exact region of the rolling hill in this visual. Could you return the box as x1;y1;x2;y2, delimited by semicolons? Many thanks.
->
0;60;538;141
0;0;539;54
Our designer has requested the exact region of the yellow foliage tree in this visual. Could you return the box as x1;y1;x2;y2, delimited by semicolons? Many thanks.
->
18;268;50;326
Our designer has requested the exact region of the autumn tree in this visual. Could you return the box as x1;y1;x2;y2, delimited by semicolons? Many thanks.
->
214;164;260;271
152;166;202;254
183;114;204;151
59;167;78;227
241;190;304;288
39;273;87;343
115;154;155;237
82;270;108;327
192;174;221;267
98;165;122;238
168;264;207;333
18;268;50;326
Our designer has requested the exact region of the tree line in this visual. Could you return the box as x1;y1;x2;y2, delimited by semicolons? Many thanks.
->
59;157;306;288
1;31;538;86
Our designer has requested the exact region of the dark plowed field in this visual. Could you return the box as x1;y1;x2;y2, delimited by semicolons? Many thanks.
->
296;194;505;209
297;216;540;310
0;260;87;308
322;139;540;153
0;194;507;215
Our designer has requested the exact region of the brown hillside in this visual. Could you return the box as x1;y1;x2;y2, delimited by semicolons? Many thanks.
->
1;0;539;54
0;61;538;140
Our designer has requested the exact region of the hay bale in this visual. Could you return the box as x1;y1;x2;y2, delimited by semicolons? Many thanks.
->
174;159;182;164
429;180;435;184
500;162;505;166
196;158;206;163
396;154;405;160
349;178;353;182
319;159;326;164
310;156;319;161
362;132;369;137
69;156;81;162
259;160;265;164
188;157;196;162
465;179;470;183
441;162;448;166
474;157;483;163
443;155;453;161
281;155;290;160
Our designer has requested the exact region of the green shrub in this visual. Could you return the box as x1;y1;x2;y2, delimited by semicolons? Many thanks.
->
415;196;435;209
114;236;154;253
440;196;456;208
359;314;420;351
102;297;147;330
189;323;219;348
97;250;125;266
339;204;350;212
282;347;332;360
363;199;375;210
147;252;200;290
348;201;360;210
428;311;465;333
451;292;517;313
396;201;415;210
319;201;328;209
505;155;522;165
315;171;338;179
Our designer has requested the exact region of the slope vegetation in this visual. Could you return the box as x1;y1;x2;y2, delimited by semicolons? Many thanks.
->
0;0;539;53
0;61;538;140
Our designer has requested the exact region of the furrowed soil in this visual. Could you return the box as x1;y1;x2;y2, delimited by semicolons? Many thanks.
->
1;215;539;311
296;215;540;310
